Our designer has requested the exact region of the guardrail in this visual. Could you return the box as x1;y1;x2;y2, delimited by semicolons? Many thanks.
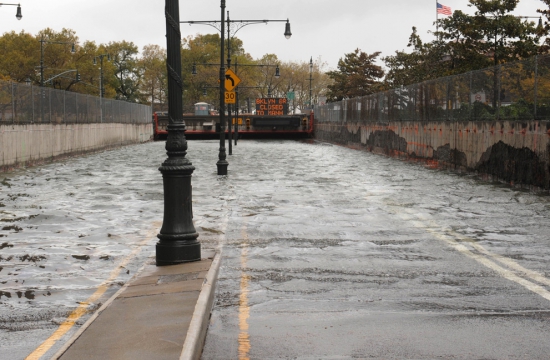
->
0;80;151;124
315;54;550;123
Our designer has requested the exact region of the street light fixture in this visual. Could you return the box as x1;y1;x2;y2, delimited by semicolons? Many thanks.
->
0;3;22;20
181;4;291;175
284;19;292;39
156;0;200;265
93;53;110;97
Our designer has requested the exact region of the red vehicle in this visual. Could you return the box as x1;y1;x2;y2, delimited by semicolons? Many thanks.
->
153;105;314;140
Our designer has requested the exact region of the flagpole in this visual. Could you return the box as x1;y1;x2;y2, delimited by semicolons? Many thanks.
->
436;1;439;36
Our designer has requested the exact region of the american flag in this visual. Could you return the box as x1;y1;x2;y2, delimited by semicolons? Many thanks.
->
437;2;452;16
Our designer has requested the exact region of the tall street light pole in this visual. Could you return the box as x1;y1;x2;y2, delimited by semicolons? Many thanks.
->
93;53;110;123
157;0;200;265
39;36;75;122
218;0;228;175
309;56;313;111
181;9;291;175
0;3;22;20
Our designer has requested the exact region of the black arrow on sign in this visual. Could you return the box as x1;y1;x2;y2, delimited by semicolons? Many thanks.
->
225;74;235;87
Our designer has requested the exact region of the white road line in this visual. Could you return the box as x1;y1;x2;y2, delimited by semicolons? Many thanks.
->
385;202;550;303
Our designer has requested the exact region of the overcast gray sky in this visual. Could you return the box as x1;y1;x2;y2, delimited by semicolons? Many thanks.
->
1;0;545;70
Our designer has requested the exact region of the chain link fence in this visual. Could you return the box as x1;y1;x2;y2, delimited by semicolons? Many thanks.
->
315;54;550;124
0;80;151;124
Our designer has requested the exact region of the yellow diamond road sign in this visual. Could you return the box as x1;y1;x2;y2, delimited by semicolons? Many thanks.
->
225;69;241;91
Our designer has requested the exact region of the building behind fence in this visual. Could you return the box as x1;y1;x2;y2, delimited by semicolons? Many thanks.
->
315;54;550;123
0;80;151;125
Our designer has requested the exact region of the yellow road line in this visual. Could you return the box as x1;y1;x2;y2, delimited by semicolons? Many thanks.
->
238;224;251;360
25;224;159;360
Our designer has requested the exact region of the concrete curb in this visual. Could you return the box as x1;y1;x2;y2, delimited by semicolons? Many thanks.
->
180;250;222;360
49;258;154;360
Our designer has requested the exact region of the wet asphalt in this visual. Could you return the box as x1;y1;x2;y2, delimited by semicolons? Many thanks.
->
198;140;550;359
1;139;550;359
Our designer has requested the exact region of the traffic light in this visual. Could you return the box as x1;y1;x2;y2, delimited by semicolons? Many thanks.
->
76;72;81;82
246;118;250;129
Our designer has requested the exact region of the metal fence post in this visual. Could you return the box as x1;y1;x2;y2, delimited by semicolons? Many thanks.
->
534;55;538;120
49;88;52;123
469;71;472;121
11;82;15;124
63;88;66;123
496;65;502;120
31;84;34;124
76;92;78;123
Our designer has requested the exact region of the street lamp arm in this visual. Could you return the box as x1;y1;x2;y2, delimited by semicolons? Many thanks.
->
195;62;277;67
40;40;73;46
181;18;291;38
44;69;77;84
181;21;222;33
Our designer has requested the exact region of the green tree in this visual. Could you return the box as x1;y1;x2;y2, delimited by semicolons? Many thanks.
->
70;40;101;95
469;0;541;67
326;49;384;101
0;30;38;83
138;44;167;110
105;40;142;102
383;27;448;88
536;0;550;52
37;28;79;89
181;34;222;111
384;0;542;93
181;33;249;112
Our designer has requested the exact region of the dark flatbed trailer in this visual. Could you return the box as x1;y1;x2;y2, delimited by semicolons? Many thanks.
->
153;113;314;140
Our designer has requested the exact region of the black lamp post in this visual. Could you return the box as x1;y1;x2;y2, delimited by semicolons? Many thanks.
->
309;56;313;111
0;3;22;20
157;0;200;265
93;53;110;122
181;6;291;175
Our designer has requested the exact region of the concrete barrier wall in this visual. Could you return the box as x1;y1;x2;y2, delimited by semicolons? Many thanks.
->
315;120;550;190
1;123;152;171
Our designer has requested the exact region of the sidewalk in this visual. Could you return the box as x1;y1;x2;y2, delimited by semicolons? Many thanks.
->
51;249;221;360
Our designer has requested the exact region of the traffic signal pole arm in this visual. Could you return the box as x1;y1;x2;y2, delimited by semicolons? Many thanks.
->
43;69;79;84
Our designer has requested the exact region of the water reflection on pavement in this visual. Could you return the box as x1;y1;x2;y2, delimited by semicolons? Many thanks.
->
2;139;550;359
200;140;550;359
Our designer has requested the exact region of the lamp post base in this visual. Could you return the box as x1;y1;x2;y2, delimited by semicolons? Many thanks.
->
156;238;201;265
217;161;228;175
156;123;200;266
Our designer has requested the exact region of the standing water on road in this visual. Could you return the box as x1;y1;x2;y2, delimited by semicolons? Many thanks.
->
2;139;550;359
0;141;220;359
199;140;550;359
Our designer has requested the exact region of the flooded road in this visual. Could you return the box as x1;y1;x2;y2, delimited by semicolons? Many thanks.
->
199;140;550;359
2;139;550;359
